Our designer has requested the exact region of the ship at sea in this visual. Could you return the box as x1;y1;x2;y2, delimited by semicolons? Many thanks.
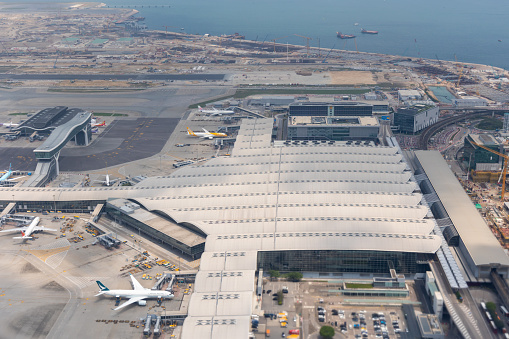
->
361;28;378;34
337;32;356;39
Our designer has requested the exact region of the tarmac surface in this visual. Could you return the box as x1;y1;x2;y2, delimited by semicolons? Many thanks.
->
60;118;179;171
0;118;179;172
0;73;226;81
0;86;232;117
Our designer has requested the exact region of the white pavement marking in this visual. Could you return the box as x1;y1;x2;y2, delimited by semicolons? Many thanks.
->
45;250;68;269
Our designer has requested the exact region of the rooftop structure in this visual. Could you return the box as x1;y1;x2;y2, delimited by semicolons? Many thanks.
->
414;150;509;279
398;89;422;101
289;102;373;117
0;119;456;338
106;198;206;259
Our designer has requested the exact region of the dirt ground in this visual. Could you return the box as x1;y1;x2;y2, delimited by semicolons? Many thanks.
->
329;70;377;85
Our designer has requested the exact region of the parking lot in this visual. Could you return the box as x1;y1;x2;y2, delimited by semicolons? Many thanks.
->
258;280;412;338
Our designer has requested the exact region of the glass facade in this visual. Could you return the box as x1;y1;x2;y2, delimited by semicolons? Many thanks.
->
462;135;500;170
258;250;430;274
393;113;415;133
0;199;104;213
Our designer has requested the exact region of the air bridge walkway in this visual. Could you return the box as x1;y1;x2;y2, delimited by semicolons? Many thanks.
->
236;107;266;119
23;110;91;187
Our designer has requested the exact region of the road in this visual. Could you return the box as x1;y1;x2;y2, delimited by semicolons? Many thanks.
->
430;261;493;339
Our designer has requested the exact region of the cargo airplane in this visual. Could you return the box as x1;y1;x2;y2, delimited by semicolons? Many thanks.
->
198;105;235;116
0;217;57;239
95;274;174;310
187;127;227;139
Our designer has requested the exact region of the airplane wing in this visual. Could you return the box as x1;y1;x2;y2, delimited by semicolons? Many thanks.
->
202;128;210;133
0;227;28;233
33;226;57;232
130;274;145;291
114;296;146;311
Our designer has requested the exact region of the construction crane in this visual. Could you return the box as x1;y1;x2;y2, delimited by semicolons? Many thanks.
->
271;35;290;53
293;34;312;57
454;54;464;88
471;141;509;200
322;44;335;63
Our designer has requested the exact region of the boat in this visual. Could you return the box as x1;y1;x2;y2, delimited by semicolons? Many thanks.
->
361;28;378;34
354;23;359;26
337;32;356;39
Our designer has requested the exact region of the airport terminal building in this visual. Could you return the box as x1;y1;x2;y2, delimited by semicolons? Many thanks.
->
3;118;509;338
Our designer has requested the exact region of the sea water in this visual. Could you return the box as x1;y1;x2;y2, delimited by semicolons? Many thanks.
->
3;0;509;70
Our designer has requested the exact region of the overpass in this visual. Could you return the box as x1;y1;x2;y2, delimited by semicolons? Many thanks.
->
23;110;91;187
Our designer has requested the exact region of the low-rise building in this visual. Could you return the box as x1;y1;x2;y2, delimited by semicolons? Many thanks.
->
451;96;488;107
287;115;379;141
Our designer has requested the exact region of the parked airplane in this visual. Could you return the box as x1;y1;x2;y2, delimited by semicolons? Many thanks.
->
91;120;106;127
187;127;227;139
198;105;235;116
0;164;13;182
93;174;119;186
1;121;19;128
0;217;57;239
95;274;174;311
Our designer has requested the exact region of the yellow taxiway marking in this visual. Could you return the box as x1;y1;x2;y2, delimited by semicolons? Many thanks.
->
24;246;70;262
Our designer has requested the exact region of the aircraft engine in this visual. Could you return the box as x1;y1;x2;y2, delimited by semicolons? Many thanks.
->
138;300;147;306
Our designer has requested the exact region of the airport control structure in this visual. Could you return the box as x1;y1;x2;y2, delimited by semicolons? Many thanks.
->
2;118;509;338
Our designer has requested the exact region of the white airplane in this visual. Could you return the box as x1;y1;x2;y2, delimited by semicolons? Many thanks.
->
91;120;106;127
0;164;28;185
187;127;227;139
0;217;57;239
198;105;235;116
93;174;119;186
95;274;174;311
1;121;20;128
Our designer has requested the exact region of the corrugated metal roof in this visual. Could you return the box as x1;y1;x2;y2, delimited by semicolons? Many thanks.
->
415;151;509;267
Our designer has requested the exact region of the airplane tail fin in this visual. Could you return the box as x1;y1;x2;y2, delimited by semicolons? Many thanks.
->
96;281;109;291
187;127;196;136
198;106;203;111
14;231;30;239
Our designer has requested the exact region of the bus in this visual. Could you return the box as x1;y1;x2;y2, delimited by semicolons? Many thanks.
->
481;302;487;311
501;305;509;317
490;321;498;334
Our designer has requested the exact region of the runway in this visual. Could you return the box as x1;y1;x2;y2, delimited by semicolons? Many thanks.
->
0;73;225;81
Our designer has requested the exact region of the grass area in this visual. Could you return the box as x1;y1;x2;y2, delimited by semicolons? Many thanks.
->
188;88;370;109
345;283;374;289
91;112;128;117
8;112;31;116
47;88;147;93
234;88;370;98
476;117;503;130
189;95;234;109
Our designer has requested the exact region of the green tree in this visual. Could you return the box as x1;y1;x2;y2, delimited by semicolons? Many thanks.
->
277;290;284;305
285;272;303;282
269;270;280;280
319;325;335;338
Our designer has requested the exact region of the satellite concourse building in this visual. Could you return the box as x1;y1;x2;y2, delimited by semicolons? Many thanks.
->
2;118;509;338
